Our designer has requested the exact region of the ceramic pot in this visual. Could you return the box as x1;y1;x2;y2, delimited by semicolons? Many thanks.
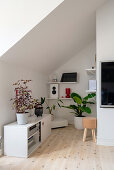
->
16;113;28;125
74;116;84;130
35;107;43;117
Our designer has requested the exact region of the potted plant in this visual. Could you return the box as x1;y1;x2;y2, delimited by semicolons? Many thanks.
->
62;92;96;129
11;80;35;125
45;99;63;121
34;97;45;117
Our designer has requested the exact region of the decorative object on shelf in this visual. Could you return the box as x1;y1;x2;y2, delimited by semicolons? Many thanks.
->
86;68;96;93
34;97;45;117
89;80;96;91
66;88;71;98
62;92;96;129
45;99;63;121
52;73;57;82
50;83;58;99
61;72;77;82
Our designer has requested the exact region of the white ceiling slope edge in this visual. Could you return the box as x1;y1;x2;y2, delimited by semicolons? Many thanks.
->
0;0;64;56
1;0;107;75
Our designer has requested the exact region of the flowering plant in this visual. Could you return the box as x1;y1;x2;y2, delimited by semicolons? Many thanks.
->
11;80;38;113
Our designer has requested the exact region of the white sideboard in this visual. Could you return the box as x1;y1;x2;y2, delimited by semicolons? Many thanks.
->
4;114;51;158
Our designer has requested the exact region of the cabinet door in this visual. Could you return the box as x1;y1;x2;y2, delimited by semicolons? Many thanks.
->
41;115;51;142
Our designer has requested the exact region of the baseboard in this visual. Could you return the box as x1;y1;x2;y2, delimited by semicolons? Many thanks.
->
97;137;114;146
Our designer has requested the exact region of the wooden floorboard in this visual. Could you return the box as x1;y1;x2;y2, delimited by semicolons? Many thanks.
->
0;125;114;170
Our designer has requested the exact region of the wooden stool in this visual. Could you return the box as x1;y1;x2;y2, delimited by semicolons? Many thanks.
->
82;117;97;142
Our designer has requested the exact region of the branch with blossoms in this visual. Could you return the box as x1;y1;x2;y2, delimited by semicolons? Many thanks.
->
11;80;41;113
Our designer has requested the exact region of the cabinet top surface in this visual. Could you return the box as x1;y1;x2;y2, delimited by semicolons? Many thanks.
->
4;114;50;128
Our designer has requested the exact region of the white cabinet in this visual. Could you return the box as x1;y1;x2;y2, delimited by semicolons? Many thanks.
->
41;115;51;142
4;114;51;158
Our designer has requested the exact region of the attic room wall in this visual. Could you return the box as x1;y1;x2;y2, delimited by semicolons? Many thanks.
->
0;61;47;137
49;41;96;124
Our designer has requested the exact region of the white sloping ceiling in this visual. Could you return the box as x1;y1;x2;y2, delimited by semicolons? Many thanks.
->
0;0;64;56
1;0;107;75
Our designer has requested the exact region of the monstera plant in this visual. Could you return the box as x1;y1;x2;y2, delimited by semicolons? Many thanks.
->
62;92;96;129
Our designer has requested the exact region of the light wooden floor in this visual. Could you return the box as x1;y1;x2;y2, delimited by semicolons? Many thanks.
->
0;125;114;170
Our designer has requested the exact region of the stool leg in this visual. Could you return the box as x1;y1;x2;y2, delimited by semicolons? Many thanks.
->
93;129;96;142
83;128;87;142
92;129;96;142
92;129;94;138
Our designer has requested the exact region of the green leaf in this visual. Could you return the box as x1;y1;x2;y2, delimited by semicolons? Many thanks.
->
83;93;96;101
62;105;77;110
82;101;95;104
58;99;63;103
57;102;61;108
73;96;82;104
86;101;95;104
52;105;56;110
41;97;45;105
81;106;91;114
46;106;50;109
69;105;77;110
71;93;82;100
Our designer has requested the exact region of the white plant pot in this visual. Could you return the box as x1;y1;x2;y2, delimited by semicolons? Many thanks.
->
16;113;28;125
74;116;84;130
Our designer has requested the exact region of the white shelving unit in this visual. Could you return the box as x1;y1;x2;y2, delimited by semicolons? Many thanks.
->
47;82;77;84
86;90;96;93
86;68;96;93
4;114;51;158
85;69;96;75
47;81;77;100
46;98;72;100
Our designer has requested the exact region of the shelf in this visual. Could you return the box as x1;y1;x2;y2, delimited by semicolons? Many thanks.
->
47;82;77;84
28;141;41;156
86;69;96;75
28;130;39;140
86;90;96;93
46;98;72;100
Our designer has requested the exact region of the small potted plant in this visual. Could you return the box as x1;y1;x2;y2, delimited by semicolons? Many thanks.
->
62;92;96;129
34;97;45;117
11;80;35;125
45;99;63;121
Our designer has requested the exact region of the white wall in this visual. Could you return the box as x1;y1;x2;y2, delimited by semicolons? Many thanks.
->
0;0;64;56
0;61;47;137
96;0;114;146
49;42;96;124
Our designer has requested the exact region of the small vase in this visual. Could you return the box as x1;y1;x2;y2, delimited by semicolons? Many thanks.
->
16;113;28;125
